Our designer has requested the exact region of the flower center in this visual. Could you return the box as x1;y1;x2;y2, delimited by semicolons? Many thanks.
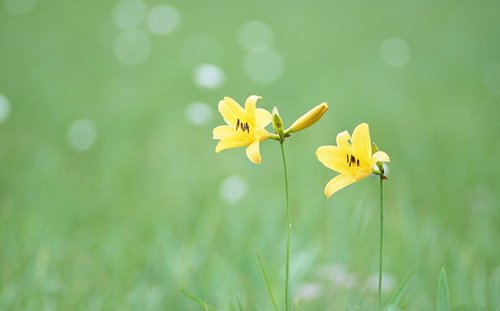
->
236;118;250;134
346;154;360;167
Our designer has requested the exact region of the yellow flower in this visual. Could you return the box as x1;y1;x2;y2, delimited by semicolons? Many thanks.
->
316;123;390;198
213;95;272;164
285;102;329;134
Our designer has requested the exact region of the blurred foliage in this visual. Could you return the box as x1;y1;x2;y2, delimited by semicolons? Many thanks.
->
1;0;499;310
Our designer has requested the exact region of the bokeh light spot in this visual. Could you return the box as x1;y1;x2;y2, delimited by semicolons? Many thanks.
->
238;20;274;52
483;61;500;95
380;37;411;68
113;0;146;30
244;48;284;84
219;175;247;203
317;264;358;288
4;0;36;15
367;273;395;292
147;5;181;35
194;64;225;89
67;119;97;151
294;283;322;301
185;102;213;126
0;94;12;123
114;30;152;65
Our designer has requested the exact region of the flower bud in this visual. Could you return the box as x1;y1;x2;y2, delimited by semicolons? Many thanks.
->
285;102;328;134
272;107;285;141
372;143;387;178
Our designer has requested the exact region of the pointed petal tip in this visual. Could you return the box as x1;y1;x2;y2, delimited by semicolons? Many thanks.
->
248;156;261;165
245;95;262;105
335;130;351;147
245;141;262;164
354;122;369;133
324;175;356;198
219;96;232;107
324;187;333;199
251;158;261;164
215;143;223;153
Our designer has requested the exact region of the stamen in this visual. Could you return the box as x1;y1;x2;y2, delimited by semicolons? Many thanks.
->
235;119;251;133
346;154;360;168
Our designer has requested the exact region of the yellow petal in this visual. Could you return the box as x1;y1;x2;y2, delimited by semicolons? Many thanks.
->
372;151;390;163
354;168;372;181
218;97;245;126
213;125;236;139
286;102;328;133
324;174;356;198
245;95;261;117
336;130;351;151
255;128;272;140
316;145;350;175
245;140;262;164
215;135;253;153
255;108;272;128
351;123;372;164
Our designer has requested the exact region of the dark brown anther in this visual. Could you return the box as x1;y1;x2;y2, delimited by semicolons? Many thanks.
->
356;159;360;167
236;119;240;130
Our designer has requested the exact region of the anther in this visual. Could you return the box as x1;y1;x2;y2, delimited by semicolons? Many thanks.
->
356;159;360;167
236;119;240;130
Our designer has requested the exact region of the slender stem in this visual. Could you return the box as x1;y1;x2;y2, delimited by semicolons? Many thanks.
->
378;177;384;311
279;141;291;311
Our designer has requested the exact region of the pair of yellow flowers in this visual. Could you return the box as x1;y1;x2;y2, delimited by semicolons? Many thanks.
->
213;95;390;197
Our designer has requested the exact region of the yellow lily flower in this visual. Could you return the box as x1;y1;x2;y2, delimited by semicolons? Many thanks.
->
316;123;390;198
213;95;272;164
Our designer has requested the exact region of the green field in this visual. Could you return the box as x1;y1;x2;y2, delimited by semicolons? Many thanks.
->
1;0;499;310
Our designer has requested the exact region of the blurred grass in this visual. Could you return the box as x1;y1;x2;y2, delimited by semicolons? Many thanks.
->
1;0;500;310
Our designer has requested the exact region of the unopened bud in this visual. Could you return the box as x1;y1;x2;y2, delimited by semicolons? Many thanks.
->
272;107;285;141
285;102;328;134
372;143;386;177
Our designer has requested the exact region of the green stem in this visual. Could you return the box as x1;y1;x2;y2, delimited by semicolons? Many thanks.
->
378;177;384;311
279;141;291;311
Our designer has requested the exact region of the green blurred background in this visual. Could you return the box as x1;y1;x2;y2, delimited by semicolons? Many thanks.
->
1;0;499;309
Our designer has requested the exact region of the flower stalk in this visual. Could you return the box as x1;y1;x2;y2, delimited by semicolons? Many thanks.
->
378;175;384;311
279;140;291;311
